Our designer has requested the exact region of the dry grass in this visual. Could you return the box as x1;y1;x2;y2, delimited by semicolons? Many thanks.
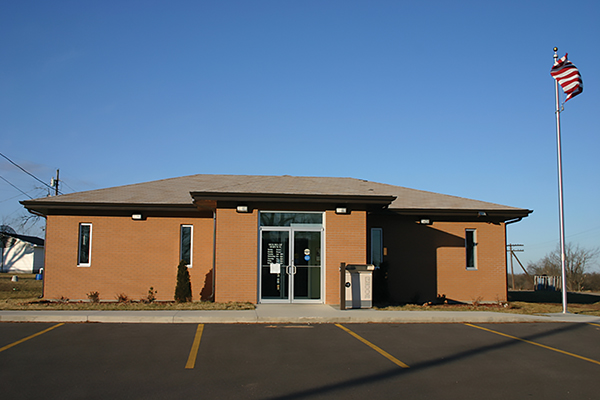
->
0;274;254;310
376;300;600;316
0;300;256;311
0;273;43;301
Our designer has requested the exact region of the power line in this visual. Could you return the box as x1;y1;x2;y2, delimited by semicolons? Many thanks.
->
0;191;37;204
522;227;600;253
0;174;33;199
0;151;62;195
59;178;76;193
567;225;600;239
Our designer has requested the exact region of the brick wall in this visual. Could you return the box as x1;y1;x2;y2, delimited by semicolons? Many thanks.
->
324;210;367;304
43;214;214;301
369;215;507;303
43;209;368;305
435;222;507;303
42;208;505;305
214;208;258;303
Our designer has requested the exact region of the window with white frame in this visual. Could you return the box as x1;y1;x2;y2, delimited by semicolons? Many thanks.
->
78;223;92;267
465;229;477;270
180;225;193;266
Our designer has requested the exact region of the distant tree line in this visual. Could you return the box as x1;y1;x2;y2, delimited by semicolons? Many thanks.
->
509;272;600;292
509;243;600;292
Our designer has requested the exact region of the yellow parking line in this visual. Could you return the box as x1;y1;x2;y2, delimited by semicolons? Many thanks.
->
335;324;409;368
185;324;204;369
0;323;65;354
588;323;600;328
465;323;600;366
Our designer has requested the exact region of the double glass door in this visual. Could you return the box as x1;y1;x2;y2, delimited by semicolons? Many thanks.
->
260;228;322;303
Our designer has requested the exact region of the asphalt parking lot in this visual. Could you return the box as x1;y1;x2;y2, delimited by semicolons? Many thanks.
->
1;322;599;399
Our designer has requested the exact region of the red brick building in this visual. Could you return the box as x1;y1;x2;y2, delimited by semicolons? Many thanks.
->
22;174;531;305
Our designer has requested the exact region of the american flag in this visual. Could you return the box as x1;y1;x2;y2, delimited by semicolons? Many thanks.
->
551;53;583;102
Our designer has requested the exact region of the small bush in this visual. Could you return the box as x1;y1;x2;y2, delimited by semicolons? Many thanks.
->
87;291;100;303
116;293;129;303
471;296;483;307
143;287;157;303
175;260;192;303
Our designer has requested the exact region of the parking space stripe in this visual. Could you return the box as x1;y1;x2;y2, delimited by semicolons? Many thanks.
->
0;323;65;354
335;324;410;368
588;323;600;328
465;323;600;366
185;324;204;369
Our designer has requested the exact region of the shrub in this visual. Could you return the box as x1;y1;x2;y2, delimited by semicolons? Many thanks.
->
143;287;157;303
174;260;192;303
87;291;100;303
116;293;129;303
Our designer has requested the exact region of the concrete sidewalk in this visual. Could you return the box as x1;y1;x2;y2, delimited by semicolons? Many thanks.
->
1;305;599;324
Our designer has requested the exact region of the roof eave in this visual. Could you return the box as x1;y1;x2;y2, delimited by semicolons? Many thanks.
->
21;200;197;216
190;191;397;205
384;207;533;222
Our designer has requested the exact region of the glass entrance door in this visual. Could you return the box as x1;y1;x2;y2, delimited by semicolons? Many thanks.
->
260;230;290;301
260;228;322;303
292;230;321;300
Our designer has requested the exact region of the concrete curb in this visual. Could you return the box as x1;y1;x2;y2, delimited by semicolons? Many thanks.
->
540;313;600;323
2;306;597;324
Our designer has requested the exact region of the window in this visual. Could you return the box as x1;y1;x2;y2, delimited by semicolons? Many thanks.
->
260;212;322;227
78;223;92;266
465;229;477;270
370;228;383;268
180;225;193;266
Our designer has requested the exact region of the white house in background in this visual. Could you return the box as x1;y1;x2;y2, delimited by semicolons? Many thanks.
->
0;233;44;273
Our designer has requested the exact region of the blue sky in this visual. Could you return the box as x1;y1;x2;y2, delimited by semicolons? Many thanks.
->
1;1;599;270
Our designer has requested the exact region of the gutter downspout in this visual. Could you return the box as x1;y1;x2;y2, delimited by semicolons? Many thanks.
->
504;217;524;226
504;216;524;299
211;209;216;301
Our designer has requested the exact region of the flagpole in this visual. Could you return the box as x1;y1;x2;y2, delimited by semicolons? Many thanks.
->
553;47;568;314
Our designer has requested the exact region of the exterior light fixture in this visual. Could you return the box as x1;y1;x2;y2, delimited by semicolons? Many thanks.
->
335;207;348;214
131;214;143;220
420;219;431;225
478;211;487;217
236;205;249;213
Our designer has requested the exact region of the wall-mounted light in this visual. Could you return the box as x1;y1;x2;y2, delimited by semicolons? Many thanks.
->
478;211;487;217
335;207;348;214
236;205;249;213
131;213;143;220
419;219;431;225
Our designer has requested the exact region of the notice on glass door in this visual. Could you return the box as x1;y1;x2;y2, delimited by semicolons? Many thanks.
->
267;242;284;265
270;263;281;274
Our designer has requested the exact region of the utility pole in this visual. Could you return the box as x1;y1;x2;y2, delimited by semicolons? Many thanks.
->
507;244;525;289
50;169;59;196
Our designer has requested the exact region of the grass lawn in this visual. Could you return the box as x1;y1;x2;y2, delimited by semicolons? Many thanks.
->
1;274;599;315
376;290;600;316
377;301;600;316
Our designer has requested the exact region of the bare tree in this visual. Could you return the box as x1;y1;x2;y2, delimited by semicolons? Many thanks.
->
527;243;600;291
19;212;44;234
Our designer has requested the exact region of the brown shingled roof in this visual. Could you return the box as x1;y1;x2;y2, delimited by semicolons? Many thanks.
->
21;174;531;218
